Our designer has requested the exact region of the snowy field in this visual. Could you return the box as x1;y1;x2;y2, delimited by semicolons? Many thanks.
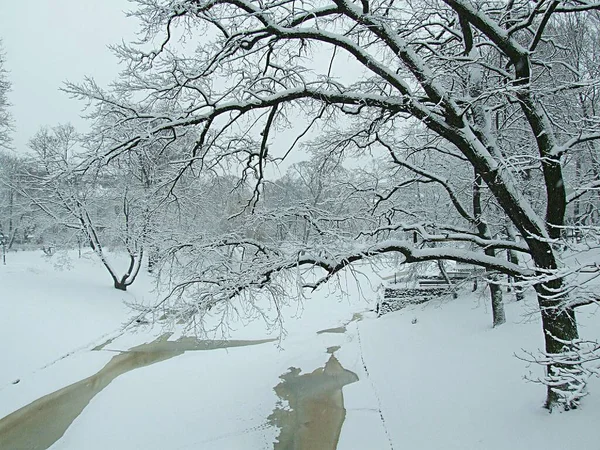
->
1;250;600;449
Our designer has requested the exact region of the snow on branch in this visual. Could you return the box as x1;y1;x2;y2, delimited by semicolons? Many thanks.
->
357;222;531;253
521;333;600;410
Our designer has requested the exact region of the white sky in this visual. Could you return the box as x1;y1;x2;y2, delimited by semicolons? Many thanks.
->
0;0;137;154
0;1;351;173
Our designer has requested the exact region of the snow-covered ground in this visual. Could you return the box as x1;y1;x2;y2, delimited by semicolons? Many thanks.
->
1;250;599;449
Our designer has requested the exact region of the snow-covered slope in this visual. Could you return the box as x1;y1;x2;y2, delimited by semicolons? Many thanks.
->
343;296;600;450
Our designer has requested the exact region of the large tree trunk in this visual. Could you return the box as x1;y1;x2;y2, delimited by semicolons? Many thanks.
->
532;248;580;410
539;296;579;410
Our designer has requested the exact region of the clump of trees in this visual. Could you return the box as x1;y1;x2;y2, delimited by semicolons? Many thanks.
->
0;39;16;262
60;0;600;411
2;2;600;411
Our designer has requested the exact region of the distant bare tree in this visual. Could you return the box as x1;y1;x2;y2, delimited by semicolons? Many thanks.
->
25;124;146;290
0;40;12;149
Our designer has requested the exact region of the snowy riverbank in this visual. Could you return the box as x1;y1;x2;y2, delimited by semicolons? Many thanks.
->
1;250;599;449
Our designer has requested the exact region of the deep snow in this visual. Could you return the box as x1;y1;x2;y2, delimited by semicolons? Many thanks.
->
1;249;599;449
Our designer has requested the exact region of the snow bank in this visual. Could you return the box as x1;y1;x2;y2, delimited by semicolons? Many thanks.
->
343;294;600;450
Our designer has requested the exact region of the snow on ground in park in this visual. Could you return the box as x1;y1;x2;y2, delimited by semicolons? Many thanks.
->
0;250;154;416
44;260;383;450
1;249;600;449
347;297;600;450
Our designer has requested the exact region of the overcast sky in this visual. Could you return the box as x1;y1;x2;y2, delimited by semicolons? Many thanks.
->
0;0;137;153
0;1;342;173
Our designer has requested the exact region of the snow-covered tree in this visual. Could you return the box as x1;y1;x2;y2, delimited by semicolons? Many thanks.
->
68;0;600;410
0;151;34;252
25;124;147;290
0;40;12;149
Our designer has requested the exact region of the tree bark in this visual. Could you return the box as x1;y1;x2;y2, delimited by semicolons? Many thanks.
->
539;299;579;410
113;279;128;291
531;248;580;410
506;248;525;301
473;170;505;327
489;280;505;327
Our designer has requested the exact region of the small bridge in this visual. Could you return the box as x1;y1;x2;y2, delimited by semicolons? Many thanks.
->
377;268;484;317
377;286;453;317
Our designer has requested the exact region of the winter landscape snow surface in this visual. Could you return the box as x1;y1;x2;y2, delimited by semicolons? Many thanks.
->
0;250;599;449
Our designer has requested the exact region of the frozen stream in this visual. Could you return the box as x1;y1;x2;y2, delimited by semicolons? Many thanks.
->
0;334;274;450
269;347;359;450
0;332;359;450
